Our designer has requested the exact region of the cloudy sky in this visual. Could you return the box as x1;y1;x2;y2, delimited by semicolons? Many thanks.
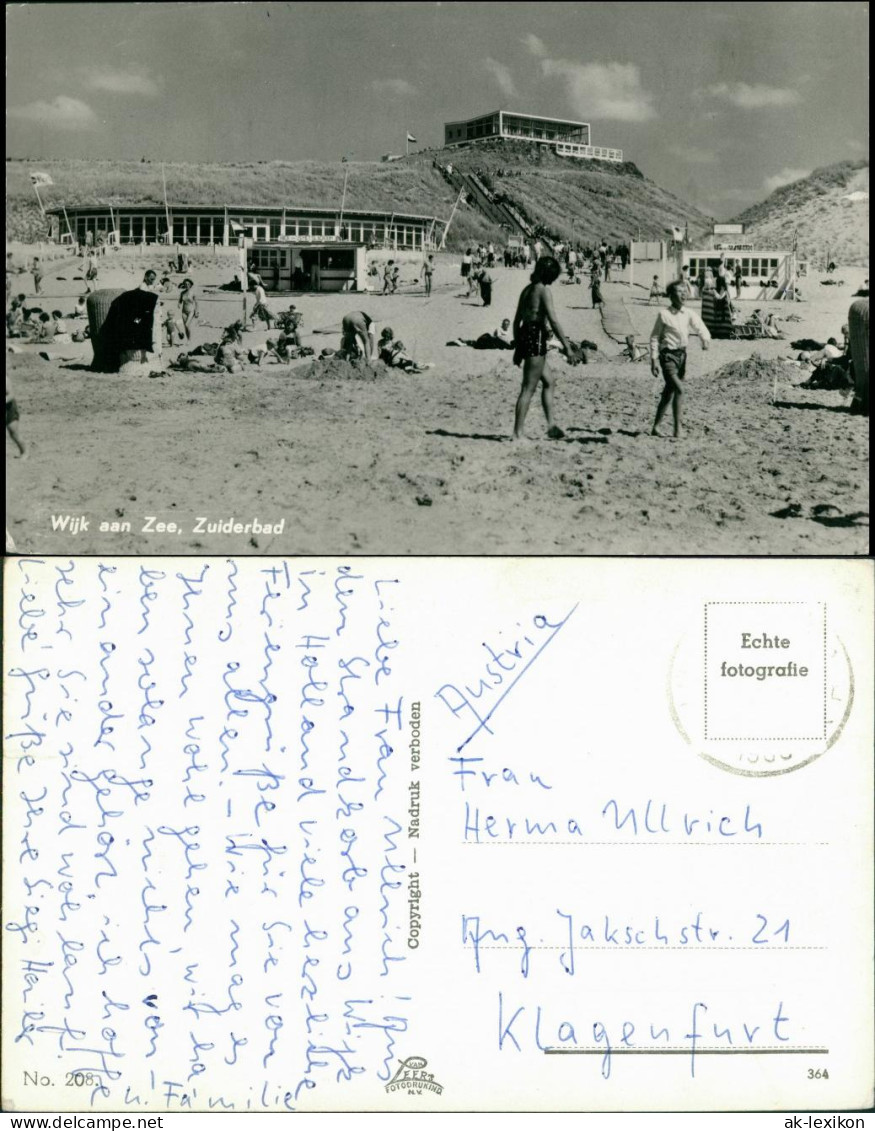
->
6;1;869;215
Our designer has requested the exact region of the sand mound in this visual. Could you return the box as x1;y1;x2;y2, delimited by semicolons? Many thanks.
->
293;356;390;381
711;352;799;382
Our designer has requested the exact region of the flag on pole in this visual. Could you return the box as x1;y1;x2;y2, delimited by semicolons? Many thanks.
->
229;220;245;234
30;172;53;187
406;132;417;143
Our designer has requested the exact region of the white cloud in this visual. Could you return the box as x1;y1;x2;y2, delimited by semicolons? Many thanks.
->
371;78;416;96
484;58;517;100
84;68;162;96
540;59;656;122
763;167;811;193
706;82;801;109
668;144;718;165
8;95;97;130
523;33;547;57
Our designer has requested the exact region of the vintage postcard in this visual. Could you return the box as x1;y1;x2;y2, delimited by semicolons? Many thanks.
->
5;2;869;558
3;556;872;1113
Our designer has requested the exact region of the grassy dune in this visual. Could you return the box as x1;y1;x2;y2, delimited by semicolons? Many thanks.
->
8;145;711;250
6;156;510;248
732;160;869;266
412;140;712;246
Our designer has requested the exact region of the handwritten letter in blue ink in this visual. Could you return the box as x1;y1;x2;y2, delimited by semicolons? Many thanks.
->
2;558;872;1112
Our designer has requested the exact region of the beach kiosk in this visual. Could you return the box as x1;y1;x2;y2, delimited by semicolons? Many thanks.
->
682;245;800;299
242;239;367;293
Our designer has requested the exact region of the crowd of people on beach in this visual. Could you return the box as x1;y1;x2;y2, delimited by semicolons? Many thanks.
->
6;233;864;460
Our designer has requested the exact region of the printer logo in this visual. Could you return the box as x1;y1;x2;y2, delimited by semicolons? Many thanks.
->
384;1056;444;1098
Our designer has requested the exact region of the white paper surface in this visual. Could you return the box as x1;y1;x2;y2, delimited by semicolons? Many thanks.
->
2;556;872;1113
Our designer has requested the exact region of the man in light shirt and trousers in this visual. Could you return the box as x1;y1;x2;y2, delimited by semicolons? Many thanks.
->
650;280;711;438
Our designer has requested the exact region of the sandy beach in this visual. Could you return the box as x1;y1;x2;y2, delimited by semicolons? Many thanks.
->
5;254;868;556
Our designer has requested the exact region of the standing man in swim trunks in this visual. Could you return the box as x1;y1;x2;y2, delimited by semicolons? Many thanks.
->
511;256;580;441
340;311;375;360
420;255;435;297
649;280;710;439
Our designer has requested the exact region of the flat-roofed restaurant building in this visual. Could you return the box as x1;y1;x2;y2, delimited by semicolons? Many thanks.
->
44;204;442;251
443;110;623;162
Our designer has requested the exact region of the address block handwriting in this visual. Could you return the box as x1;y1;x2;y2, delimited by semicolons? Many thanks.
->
4;558;413;1111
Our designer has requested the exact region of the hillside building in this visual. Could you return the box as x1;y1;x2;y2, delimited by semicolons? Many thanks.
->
443;110;623;162
44;203;443;251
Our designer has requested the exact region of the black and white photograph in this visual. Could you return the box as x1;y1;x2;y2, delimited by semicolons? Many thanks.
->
2;556;873;1118
4;0;869;555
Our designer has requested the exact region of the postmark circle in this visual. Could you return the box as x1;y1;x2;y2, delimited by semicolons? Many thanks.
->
668;630;854;777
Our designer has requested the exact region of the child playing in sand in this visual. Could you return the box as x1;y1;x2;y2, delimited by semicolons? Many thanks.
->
264;337;296;364
30;311;56;343
71;294;88;319
649;280;711;439
378;326;397;363
215;333;245;373
6;296;26;337
224;320;245;345
649;276;660;304
511;256;581;441
621;334;648;362
163;306;184;347
276;306;303;348
6;376;26;458
377;328;430;372
52;311;72;343
383;339;428;373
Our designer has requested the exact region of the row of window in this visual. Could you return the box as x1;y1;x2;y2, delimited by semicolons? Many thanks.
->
444;120;499;141
502;119;589;145
64;214;429;248
687;256;781;275
555;142;624;161
250;248;358;271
